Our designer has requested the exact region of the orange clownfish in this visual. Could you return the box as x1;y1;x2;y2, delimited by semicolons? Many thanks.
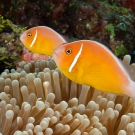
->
52;40;135;99
20;26;66;56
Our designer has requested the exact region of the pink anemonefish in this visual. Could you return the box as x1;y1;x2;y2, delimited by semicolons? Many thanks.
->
20;26;66;56
52;40;135;99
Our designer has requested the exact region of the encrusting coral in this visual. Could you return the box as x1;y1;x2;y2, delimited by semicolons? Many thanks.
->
0;56;135;135
0;15;26;71
21;47;50;63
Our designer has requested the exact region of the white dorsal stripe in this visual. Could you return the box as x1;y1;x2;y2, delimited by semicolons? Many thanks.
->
69;44;83;72
30;29;38;47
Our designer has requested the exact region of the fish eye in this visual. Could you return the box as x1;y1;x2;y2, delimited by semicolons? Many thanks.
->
65;49;72;55
27;33;32;38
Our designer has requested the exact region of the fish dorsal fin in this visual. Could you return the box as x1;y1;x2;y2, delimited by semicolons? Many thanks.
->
93;41;131;80
61;42;67;46
61;34;72;43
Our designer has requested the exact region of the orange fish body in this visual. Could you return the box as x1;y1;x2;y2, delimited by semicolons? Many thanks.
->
20;26;66;56
52;40;135;98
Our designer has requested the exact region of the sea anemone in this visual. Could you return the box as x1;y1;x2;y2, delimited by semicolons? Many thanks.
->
0;56;135;135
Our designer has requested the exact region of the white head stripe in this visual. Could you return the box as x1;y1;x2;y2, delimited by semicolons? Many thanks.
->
30;29;38;47
69;44;83;72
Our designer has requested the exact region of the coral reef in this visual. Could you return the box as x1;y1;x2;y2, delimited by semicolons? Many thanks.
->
1;0;135;59
21;47;50;63
0;32;23;72
119;0;135;9
0;56;135;134
0;0;11;16
0;15;27;73
0;15;26;33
